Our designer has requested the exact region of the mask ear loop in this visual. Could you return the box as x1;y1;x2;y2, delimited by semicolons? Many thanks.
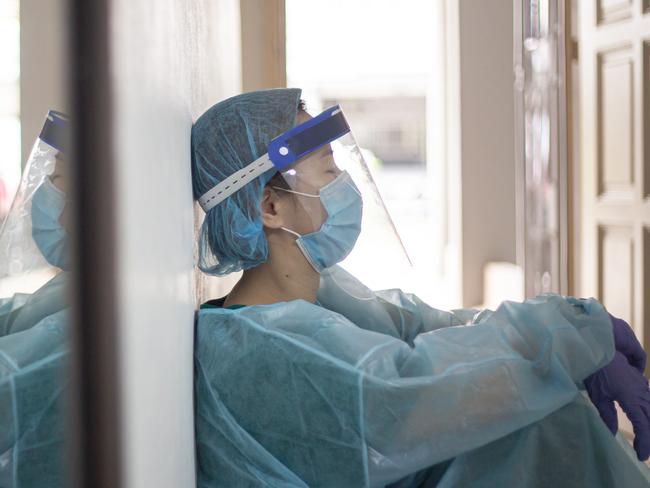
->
280;226;301;238
272;186;320;198
273;185;320;240
271;186;320;237
273;185;347;275
278;227;323;274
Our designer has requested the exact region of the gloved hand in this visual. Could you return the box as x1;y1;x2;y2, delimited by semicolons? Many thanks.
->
610;313;647;373
585;351;650;461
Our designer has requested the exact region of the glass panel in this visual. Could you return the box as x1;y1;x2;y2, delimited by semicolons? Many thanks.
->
0;3;73;485
514;0;566;296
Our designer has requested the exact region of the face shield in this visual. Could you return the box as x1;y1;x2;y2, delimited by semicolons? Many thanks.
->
198;105;411;297
0;110;70;294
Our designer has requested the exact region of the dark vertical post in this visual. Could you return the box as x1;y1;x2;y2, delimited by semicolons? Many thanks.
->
68;0;122;486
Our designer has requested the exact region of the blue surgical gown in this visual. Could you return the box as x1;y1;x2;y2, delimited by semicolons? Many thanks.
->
0;273;69;488
194;266;650;487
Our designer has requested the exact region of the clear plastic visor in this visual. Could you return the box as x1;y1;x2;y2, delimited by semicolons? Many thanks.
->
272;131;411;297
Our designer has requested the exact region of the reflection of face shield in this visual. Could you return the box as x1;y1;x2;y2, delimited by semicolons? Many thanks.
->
198;105;411;296
0;110;70;291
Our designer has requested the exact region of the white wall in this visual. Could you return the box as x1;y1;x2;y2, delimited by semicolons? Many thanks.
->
109;1;241;486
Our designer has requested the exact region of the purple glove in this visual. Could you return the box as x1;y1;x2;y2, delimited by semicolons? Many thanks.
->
611;313;647;373
585;313;650;460
585;351;650;461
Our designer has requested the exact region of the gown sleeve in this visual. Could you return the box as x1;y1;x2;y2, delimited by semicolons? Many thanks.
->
317;265;482;343
0;309;69;483
196;288;615;488
317;266;606;380
0;293;31;337
0;273;67;337
357;293;614;485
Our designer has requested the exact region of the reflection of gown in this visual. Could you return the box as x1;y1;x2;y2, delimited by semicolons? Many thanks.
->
0;272;68;488
194;266;650;487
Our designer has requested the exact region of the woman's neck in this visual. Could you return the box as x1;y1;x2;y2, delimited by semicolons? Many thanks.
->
223;239;320;307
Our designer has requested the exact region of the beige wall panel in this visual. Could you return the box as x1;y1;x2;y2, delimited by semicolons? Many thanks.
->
457;0;516;307
634;227;650;342
598;47;635;194
599;225;635;322
644;228;650;348
645;42;650;198
20;0;69;164
597;0;633;24
240;0;286;91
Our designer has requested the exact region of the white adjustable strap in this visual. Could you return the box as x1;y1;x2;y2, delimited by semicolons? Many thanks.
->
198;153;274;212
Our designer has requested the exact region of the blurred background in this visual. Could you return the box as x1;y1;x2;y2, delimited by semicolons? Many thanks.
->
1;0;648;486
0;1;20;224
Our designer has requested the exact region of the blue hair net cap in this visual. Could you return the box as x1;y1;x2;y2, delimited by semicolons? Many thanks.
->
191;88;302;275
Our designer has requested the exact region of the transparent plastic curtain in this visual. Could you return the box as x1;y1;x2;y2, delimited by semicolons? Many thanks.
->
514;0;568;297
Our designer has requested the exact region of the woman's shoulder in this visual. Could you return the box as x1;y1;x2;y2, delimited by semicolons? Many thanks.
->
195;298;403;365
195;298;396;379
195;299;369;351
197;298;334;324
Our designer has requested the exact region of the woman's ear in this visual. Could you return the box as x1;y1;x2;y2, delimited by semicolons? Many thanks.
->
260;186;286;229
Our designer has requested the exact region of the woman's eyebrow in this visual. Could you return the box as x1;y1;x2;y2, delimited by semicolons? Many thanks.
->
319;149;334;159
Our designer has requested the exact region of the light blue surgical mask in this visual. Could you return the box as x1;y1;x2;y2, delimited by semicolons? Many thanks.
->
275;171;363;272
31;178;69;270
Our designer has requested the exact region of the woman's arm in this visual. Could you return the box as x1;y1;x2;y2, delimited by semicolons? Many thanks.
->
318;266;611;363
0;273;67;337
358;294;613;485
317;266;479;344
0;293;30;337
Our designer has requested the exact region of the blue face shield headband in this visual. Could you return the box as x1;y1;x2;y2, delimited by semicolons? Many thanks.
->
198;106;351;211
198;105;406;275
